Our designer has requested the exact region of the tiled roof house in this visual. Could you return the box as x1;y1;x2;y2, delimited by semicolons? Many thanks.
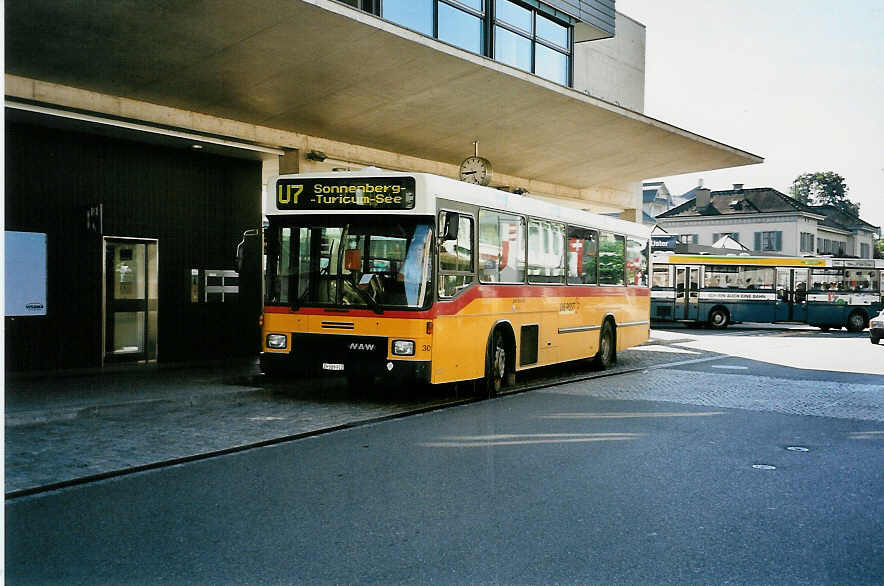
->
656;185;879;258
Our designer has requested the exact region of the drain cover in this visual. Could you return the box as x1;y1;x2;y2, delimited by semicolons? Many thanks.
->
786;446;809;452
752;464;777;470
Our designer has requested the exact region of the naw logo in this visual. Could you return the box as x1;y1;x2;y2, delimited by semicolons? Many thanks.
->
349;342;376;352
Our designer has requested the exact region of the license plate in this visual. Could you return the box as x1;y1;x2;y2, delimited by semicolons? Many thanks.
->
322;363;345;371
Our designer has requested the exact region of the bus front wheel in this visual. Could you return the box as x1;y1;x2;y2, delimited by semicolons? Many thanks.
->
593;320;616;369
846;311;868;333
708;307;729;329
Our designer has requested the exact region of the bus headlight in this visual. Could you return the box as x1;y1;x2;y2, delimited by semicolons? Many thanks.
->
392;340;415;356
266;334;288;349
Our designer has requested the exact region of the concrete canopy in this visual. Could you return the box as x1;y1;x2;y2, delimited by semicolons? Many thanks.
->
5;0;762;189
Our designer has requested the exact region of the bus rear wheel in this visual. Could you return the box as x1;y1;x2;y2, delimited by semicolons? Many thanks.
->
708;307;729;329
593;320;616;369
846;311;868;333
484;329;508;397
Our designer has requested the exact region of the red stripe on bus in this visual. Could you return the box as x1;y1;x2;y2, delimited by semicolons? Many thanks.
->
264;285;649;319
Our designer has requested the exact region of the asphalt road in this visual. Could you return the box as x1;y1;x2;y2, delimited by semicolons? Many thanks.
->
7;339;883;585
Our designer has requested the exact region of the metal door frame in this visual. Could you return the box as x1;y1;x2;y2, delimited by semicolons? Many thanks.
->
775;267;809;322
101;236;159;367
687;266;701;320
674;266;687;319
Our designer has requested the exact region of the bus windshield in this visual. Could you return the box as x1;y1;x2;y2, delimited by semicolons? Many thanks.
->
265;217;434;311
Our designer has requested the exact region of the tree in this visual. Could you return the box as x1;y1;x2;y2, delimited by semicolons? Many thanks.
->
790;172;860;217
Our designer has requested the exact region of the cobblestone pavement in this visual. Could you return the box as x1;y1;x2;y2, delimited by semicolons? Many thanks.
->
5;342;711;494
542;369;884;422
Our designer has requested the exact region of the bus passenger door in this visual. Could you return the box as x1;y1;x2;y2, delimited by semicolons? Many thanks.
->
792;269;808;322
674;267;687;319
775;268;808;322
686;267;701;321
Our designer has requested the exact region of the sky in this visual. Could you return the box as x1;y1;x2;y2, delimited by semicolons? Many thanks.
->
616;0;883;229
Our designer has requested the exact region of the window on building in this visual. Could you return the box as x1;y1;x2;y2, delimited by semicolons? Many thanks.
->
598;231;625;285
478;209;526;283
379;0;574;86
438;1;484;54
713;232;739;243
800;232;815;253
338;0;380;13
439;214;475;297
679;234;698;245
382;0;434;36
494;0;571;85
754;231;782;252
566;226;598;285
860;243;871;258
527;219;565;283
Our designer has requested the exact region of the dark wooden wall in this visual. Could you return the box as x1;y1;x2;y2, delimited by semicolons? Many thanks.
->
5;120;262;372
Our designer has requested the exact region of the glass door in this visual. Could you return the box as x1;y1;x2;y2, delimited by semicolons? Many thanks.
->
792;268;808;322
775;268;808;322
687;266;701;320
104;238;158;364
675;267;687;319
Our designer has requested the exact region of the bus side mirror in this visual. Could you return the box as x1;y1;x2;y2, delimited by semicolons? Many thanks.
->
442;212;459;241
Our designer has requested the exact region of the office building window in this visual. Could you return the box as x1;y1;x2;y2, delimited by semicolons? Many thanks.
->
382;0;434;36
494;0;572;85
379;0;574;86
495;25;532;71
339;0;380;12
438;2;484;54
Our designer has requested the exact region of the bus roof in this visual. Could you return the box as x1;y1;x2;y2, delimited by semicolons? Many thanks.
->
266;170;651;240
653;252;883;269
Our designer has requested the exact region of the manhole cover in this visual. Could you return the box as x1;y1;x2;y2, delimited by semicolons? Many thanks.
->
752;464;777;470
786;446;809;452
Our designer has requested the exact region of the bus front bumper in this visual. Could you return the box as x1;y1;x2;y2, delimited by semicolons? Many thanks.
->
260;352;431;383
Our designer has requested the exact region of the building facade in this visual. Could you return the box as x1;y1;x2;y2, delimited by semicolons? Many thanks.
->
4;0;761;372
642;181;672;220
656;186;879;258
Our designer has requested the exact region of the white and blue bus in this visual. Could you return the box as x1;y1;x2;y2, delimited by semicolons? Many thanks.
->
651;253;883;331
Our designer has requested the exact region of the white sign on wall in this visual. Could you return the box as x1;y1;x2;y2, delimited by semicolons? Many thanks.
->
5;231;48;316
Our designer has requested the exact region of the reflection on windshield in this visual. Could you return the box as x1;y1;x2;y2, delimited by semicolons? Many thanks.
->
265;218;433;310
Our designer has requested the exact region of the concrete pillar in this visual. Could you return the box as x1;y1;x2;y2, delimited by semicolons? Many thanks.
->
279;149;300;174
619;208;640;223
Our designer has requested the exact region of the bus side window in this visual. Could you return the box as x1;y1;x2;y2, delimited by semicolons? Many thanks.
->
478;210;525;284
651;266;671;288
528;219;565;284
566;227;598;285
599;231;625;286
626;236;648;287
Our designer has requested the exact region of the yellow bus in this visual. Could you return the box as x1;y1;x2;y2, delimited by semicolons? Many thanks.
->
260;170;651;393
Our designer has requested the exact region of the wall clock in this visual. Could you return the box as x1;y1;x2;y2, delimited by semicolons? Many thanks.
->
459;155;492;186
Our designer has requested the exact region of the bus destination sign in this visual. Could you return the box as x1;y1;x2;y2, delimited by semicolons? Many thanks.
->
276;177;416;210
